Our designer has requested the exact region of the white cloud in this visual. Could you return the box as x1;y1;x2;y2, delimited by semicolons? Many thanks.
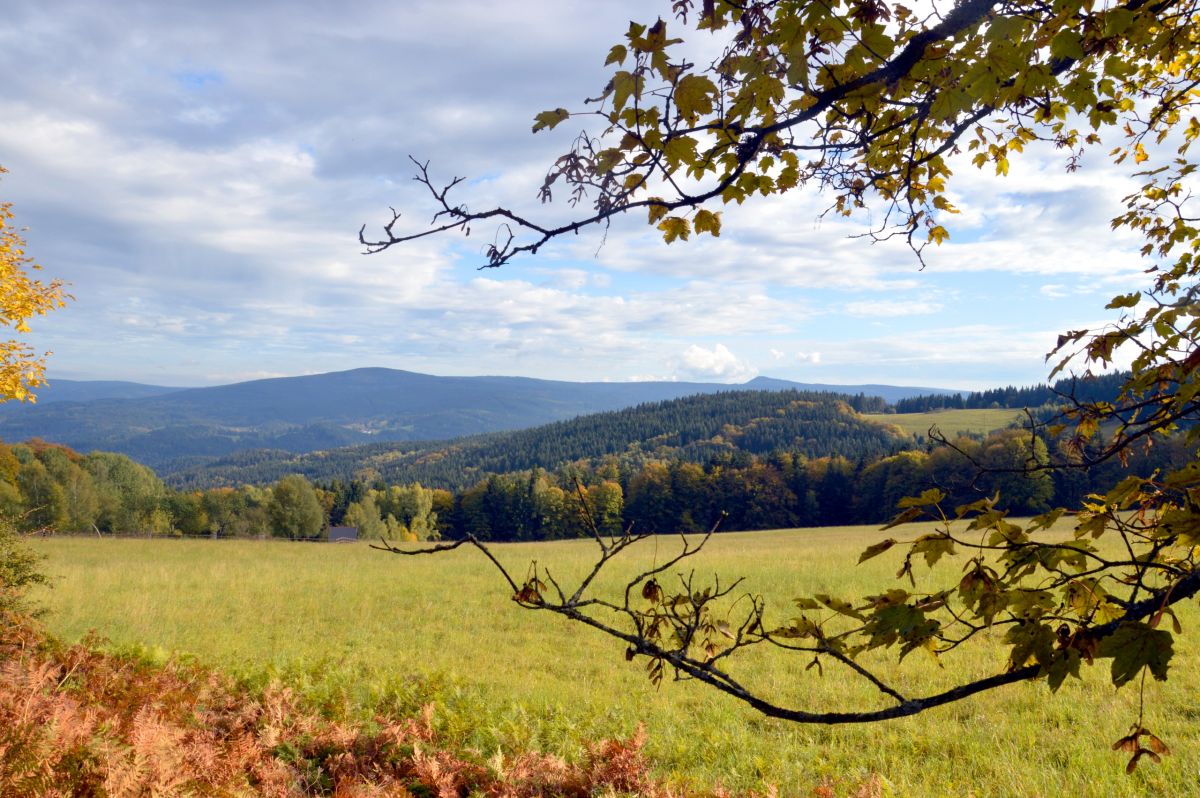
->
844;299;943;318
203;369;290;383
0;0;1166;389
677;344;757;382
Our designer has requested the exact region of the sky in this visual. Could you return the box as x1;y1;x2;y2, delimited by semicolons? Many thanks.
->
0;0;1155;391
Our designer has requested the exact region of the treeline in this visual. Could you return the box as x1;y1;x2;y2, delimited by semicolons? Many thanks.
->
5;426;1189;543
0;439;173;534
0;438;444;542
427;427;1191;540
894;372;1128;413
166;390;902;492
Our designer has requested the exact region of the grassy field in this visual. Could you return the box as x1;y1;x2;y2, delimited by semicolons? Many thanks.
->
865;408;1025;438
28;527;1200;797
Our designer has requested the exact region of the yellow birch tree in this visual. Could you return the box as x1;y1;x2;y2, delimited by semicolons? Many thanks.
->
0;165;69;402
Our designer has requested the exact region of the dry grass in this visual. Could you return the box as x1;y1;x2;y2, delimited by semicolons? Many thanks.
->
28;526;1200;796
0;610;730;797
864;408;1025;438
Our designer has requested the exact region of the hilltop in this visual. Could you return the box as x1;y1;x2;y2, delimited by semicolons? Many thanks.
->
166;388;910;490
0;368;952;468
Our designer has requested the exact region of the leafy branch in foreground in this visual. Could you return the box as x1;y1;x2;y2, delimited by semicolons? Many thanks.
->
366;0;1200;772
364;0;1198;268
380;472;1196;772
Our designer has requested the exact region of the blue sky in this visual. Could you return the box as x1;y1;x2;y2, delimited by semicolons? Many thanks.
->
0;0;1151;391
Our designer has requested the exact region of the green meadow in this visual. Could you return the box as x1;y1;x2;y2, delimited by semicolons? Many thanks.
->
29;528;1200;797
866;408;1026;438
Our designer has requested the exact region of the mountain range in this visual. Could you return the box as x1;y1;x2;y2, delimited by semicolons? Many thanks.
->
165;388;911;490
0;368;954;470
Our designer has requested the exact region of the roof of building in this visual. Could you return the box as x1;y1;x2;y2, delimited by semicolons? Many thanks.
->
328;526;358;542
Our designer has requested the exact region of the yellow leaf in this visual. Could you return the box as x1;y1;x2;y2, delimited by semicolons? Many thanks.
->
777;165;800;191
932;195;960;214
594;148;623;174
646;199;669;224
612;71;641;113
928;225;950;245
673;74;717;124
657;216;691;243
662;135;699;168
531;108;570;134
693;209;721;237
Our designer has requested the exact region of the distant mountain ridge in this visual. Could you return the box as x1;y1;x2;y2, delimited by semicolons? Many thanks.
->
24;379;183;404
166;388;912;490
0;367;955;468
742;376;950;403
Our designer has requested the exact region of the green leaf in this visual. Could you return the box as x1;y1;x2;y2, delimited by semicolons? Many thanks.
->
1050;30;1085;62
986;15;1026;43
774;616;820;638
1045;649;1082;692
532;108;570;134
1104;7;1134;36
864;588;911;608
594;148;623;174
604;44;628;66
911;533;955;568
1106;291;1142;309
859;23;896;60
1104;475;1147;509
1026;508;1066;533
1065;578;1106;617
1098;621;1174;687
897;488;945;509
858;538;898;564
1005;621;1056;669
814;593;866;620
863;603;938;657
881;506;922;530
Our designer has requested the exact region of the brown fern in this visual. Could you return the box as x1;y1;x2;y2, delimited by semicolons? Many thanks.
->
3;612;885;797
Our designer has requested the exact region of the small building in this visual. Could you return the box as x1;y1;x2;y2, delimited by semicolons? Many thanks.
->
328;526;358;543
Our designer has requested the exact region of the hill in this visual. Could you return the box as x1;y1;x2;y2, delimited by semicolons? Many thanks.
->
743;376;948;404
866;408;1027;438
893;372;1128;412
165;388;911;490
18;379;183;403
0;368;951;468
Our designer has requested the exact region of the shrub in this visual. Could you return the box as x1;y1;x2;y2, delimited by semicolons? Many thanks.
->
0;517;47;615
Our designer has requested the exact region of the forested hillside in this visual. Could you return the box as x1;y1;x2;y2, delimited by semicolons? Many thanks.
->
894;372;1128;412
0;368;947;467
166;390;900;490
1;384;1188;544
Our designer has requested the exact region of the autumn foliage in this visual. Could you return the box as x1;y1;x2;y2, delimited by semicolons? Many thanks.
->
0;166;68;403
0;609;892;797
